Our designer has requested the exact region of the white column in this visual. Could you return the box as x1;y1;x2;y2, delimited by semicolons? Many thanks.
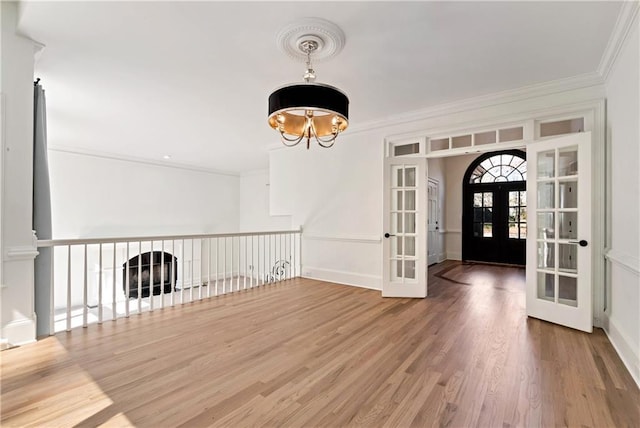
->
0;2;39;348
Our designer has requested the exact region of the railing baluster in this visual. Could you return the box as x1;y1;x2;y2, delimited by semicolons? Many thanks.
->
83;244;88;328
66;245;71;332
215;238;219;296
98;243;103;324
250;236;254;288
49;248;54;335
236;236;240;291
171;240;176;307
137;241;142;315
149;240;154;312
207;238;211;298
190;239;195;302
244;236;247;290
160;240;165;309
223;237;227;294
181;239;185;304
112;242;116;320
280;234;283;280
125;242;130;317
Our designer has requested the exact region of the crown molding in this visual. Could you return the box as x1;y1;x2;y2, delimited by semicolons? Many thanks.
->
240;168;269;178
48;145;240;177
347;72;605;136
597;1;640;81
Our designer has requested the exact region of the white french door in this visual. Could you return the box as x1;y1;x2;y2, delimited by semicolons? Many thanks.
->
526;132;592;332
382;156;427;298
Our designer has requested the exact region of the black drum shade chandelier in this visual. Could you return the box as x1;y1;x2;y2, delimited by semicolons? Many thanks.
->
268;19;349;149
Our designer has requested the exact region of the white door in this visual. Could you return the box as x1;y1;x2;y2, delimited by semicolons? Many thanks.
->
527;132;592;332
382;156;427;298
427;179;440;266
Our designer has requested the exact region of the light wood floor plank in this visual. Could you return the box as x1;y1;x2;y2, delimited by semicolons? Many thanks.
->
1;261;638;427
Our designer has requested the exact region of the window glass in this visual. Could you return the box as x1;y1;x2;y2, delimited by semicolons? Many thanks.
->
470;154;526;184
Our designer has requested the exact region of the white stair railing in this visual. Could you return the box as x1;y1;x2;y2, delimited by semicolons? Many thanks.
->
36;229;302;335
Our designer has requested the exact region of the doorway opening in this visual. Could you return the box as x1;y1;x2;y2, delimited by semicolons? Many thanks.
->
462;150;527;265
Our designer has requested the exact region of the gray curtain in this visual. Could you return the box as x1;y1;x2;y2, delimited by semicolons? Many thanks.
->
33;81;52;337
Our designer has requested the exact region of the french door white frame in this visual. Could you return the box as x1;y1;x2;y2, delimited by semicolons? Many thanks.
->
382;154;428;298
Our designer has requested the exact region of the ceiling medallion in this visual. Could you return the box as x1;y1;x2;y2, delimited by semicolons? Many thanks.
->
268;18;349;149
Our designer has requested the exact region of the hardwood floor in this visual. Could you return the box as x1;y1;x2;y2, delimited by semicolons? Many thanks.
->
1;261;638;427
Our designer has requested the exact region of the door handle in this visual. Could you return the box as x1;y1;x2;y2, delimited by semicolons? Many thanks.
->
384;233;395;238
568;240;588;247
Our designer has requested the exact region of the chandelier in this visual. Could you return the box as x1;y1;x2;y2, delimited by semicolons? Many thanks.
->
268;19;349;149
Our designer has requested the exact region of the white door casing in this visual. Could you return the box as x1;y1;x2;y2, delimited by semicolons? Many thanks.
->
382;156;428;298
427;178;439;266
526;132;592;332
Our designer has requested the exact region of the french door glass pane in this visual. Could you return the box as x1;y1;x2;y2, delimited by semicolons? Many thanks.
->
537;212;554;238
392;165;402;187
474;193;483;207
538;272;555;301
405;190;416;210
483;224;493;237
404;213;416;233
559;181;577;208
392;260;402;281
405;237;415;256
391;237;402;257
558;244;577;273
537;151;555;178
405;167;416;187
394;191;403;211
558;276;577;306
538;182;555;209
404;260;416;279
558;212;577;239
558;148;578;176
538;242;554;269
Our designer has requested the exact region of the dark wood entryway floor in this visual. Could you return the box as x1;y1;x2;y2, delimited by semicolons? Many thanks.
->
1;261;638;427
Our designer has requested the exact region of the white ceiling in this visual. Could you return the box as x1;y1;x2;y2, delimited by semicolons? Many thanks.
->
16;1;622;173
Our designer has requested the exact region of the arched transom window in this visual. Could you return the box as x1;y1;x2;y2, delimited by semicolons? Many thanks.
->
469;153;527;184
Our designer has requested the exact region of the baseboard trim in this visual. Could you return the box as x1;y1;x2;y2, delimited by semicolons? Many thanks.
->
2;318;37;349
603;315;640;388
301;266;381;291
446;252;462;261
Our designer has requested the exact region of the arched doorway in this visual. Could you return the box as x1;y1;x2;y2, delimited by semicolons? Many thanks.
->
462;150;527;265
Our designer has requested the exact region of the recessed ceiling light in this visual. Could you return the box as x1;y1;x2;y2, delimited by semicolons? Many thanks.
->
163;155;171;160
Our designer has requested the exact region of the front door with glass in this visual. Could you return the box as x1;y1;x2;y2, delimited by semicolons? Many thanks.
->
462;150;527;265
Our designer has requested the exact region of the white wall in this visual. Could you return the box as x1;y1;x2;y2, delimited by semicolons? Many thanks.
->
443;154;480;260
48;150;240;238
270;134;383;288
603;19;640;384
239;169;291;232
1;2;38;347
